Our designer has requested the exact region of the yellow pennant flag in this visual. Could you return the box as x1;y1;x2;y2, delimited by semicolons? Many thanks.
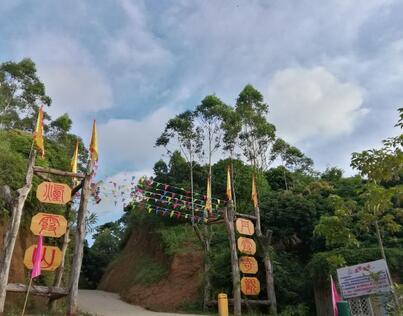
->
71;139;79;173
89;120;98;162
226;165;232;201
206;174;212;213
33;106;45;158
252;173;258;208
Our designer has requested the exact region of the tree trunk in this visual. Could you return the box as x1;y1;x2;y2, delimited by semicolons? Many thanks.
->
224;202;241;316
254;206;277;315
66;172;91;316
374;220;386;261
202;225;212;311
0;150;36;315
48;204;72;311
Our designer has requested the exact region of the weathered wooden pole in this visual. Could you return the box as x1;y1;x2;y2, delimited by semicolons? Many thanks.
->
254;205;277;315
66;172;91;316
224;202;241;316
48;203;72;311
0;150;36;315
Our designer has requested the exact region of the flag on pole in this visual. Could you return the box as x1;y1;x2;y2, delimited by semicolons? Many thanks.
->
206;174;212;214
252;173;258;208
71;139;79;186
71;139;79;173
331;275;341;316
89;120;98;162
31;234;43;279
226;165;232;201
33;106;45;158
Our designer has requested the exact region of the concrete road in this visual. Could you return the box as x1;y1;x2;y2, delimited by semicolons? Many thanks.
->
78;290;203;316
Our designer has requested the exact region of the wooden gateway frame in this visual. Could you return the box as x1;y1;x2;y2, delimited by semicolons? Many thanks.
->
0;148;93;316
213;200;277;316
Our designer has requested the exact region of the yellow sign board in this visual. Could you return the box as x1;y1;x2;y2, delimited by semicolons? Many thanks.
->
236;218;255;236
36;182;71;205
237;237;256;255
239;256;258;274
23;244;62;271
30;212;67;238
241;277;261;296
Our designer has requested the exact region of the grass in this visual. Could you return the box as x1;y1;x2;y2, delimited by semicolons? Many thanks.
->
130;255;168;285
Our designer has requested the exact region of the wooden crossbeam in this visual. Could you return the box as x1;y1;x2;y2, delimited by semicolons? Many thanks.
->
235;212;257;221
33;166;84;179
6;283;68;299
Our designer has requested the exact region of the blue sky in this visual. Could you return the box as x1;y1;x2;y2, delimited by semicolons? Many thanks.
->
1;0;402;224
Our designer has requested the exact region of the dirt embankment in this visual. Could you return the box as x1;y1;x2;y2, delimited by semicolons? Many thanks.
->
98;225;203;312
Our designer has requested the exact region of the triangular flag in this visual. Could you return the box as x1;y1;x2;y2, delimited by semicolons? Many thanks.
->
89;120;98;162
226;165;233;201
71;139;79;185
33;106;45;158
252;173;258;208
331;275;341;316
31;234;43;279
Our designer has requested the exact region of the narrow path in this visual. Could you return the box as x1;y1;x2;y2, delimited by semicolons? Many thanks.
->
78;290;203;316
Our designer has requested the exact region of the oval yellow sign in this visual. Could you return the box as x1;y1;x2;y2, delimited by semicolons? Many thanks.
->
30;212;67;238
236;218;255;236
36;182;71;205
23;244;62;271
241;277;261;296
239;256;258;274
237;237;256;255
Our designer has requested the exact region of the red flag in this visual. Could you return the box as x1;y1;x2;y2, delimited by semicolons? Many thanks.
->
31;234;43;279
331;275;341;316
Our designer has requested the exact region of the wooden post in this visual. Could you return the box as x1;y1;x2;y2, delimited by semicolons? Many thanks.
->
224;202;241;316
254;206;277;315
0;150;36;315
48;203;72;311
66;171;91;316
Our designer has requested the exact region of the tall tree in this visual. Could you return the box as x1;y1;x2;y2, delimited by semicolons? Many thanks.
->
0;58;51;130
156;110;203;221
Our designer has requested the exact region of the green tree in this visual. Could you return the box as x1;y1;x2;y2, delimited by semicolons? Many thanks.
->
0;58;51;129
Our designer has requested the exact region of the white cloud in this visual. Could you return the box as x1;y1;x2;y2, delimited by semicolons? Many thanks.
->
103;0;172;84
267;67;367;143
12;33;113;121
99;106;176;171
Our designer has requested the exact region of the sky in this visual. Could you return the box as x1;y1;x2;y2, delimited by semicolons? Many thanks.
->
1;0;402;225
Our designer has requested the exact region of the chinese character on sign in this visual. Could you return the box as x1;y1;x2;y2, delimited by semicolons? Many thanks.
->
30;212;67;238
237;237;256;255
236;218;255;236
38;214;60;236
239;256;258;274
43;183;65;203
36;182;71;205
23;244;62;271
241;277;261;295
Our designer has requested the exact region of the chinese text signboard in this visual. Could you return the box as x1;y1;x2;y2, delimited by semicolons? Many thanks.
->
36;182;71;205
237;237;256;256
23;244;62;271
239;256;258;274
336;259;392;299
236;218;255;236
241;277;261;296
236;216;260;296
30;212;67;238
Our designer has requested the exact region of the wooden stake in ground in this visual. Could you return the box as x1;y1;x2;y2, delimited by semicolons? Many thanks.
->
66;172;91;316
254;205;277;314
224;202;241;316
0;150;36;316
